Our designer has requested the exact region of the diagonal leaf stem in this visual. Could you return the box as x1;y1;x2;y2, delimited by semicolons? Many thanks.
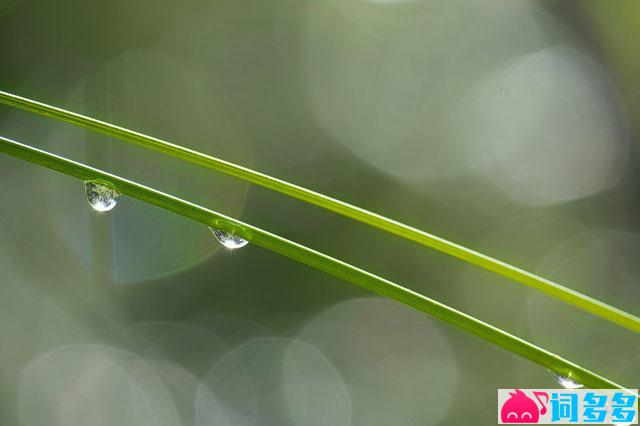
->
0;90;638;333
0;134;630;390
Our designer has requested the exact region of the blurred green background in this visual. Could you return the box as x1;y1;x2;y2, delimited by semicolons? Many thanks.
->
0;0;639;425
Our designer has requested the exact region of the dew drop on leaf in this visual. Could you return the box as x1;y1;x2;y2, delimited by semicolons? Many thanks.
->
209;227;249;249
84;181;120;212
550;371;583;389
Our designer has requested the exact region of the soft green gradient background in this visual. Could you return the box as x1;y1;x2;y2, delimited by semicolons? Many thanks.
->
0;1;639;425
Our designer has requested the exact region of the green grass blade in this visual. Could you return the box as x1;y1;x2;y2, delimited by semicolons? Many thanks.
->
0;90;638;333
0;134;629;390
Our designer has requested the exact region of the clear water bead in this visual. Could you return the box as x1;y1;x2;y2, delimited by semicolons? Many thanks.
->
550;371;583;389
210;227;249;249
85;181;120;212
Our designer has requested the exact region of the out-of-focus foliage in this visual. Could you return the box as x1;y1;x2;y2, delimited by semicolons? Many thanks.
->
0;1;638;425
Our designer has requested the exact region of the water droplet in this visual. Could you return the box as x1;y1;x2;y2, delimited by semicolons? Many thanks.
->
85;181;119;212
209;227;249;249
550;371;583;389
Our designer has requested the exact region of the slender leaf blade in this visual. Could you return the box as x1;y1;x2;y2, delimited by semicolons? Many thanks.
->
0;134;629;390
0;90;638;333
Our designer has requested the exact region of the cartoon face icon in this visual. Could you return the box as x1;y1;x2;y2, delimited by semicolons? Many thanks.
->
501;389;548;424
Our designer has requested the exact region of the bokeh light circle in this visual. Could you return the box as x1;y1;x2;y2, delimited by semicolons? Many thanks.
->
18;345;180;426
44;48;251;282
294;298;458;425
